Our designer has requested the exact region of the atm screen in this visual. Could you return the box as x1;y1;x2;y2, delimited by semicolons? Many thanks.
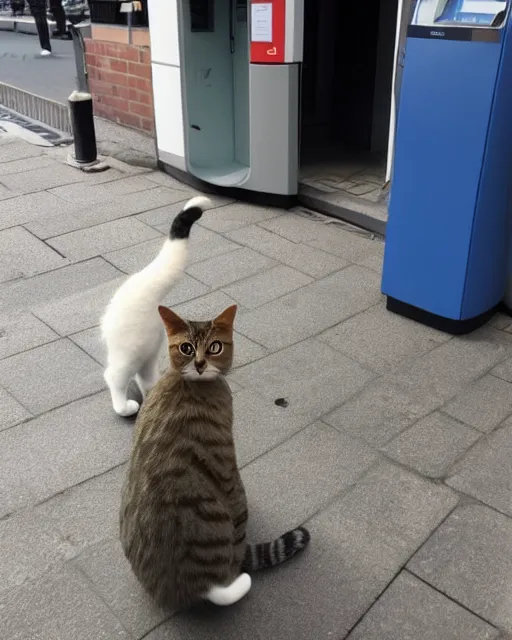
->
412;0;508;26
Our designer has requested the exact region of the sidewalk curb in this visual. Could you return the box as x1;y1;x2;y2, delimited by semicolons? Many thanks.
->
0;15;58;34
0;82;71;133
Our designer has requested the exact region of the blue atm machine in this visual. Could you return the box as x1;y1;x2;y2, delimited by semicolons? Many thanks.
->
382;0;512;334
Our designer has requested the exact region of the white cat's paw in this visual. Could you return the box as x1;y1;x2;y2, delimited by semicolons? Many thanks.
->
115;400;140;417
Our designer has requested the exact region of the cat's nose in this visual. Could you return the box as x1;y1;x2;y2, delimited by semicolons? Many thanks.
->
195;359;207;374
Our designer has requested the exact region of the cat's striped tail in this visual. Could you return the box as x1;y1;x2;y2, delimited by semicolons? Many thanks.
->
241;526;310;572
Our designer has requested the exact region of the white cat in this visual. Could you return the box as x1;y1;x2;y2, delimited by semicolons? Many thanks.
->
101;196;211;417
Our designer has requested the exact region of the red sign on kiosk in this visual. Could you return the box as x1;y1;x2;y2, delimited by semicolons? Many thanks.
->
250;0;286;63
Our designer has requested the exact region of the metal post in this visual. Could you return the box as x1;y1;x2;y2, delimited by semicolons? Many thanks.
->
66;25;108;172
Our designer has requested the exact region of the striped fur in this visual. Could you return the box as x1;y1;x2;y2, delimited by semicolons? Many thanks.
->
120;308;310;612
242;527;311;572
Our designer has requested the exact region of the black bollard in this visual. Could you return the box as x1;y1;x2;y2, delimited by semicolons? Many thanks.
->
67;90;108;171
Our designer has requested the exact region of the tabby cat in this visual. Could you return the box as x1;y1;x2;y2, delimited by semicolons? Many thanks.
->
120;304;310;610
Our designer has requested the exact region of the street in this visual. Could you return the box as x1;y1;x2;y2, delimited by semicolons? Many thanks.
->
0;30;75;103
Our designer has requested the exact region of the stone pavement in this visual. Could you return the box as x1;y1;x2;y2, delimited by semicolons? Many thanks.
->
1;132;512;640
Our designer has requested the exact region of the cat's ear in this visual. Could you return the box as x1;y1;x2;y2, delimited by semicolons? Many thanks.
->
213;305;237;330
158;306;188;335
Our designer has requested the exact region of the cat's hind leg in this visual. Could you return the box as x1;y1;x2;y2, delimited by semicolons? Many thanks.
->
135;351;160;399
205;573;251;606
104;365;140;417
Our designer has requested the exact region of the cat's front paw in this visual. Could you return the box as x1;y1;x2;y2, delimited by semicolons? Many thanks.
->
115;400;140;418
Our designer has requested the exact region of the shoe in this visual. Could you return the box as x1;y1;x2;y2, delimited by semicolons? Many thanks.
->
40;49;52;57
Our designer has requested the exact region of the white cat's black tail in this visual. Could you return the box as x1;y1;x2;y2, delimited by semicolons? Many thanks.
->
241;527;310;572
170;197;208;239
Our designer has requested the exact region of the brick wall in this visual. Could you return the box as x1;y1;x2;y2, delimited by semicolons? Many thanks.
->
84;40;154;135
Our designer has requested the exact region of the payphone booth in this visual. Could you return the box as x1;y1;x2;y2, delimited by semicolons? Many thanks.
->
148;0;303;205
381;0;512;334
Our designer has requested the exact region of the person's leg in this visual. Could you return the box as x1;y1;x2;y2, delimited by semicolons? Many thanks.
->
28;3;52;51
49;0;67;35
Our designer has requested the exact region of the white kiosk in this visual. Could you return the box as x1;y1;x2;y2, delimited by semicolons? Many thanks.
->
148;0;412;211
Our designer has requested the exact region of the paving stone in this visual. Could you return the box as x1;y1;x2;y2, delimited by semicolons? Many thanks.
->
386;326;512;409
0;226;69;283
0;510;74;596
150;461;456;640
0;311;58;360
0;339;104;414
49;174;158;204
232;338;374;420
356;241;385;273
136;194;234;231
0;154;54;176
260;212;382;261
233;389;312;467
235;265;381;351
74;539;168;638
223;265;312;309
173;290;243;319
443;375;512;433
492;356;512;382
187;247;276;288
0;258;121;313
225;224;348;278
408;504;512;632
0;163;123;195
446;419;512;516
490;312;512;334
0;139;42;162
347;570;499;640
0;392;132;517
198;201;280;233
0;565;131;640
25;186;187;239
232;331;268;368
33;277;125;336
69;325;105;365
323;381;436;448
47;218;161;261
241;422;377;539
35;465;126;553
319;303;449;373
383;412;481;478
0;386;31;432
0;190;76;230
143;170;197;191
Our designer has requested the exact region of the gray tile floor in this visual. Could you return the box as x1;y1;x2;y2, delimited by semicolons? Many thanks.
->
1;133;512;639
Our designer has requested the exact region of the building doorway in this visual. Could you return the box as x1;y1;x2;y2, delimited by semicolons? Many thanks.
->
299;0;400;230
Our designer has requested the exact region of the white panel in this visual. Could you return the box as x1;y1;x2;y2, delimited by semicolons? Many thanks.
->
148;0;180;66
285;0;304;63
152;63;185;159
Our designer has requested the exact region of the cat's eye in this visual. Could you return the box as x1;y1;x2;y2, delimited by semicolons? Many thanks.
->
179;342;195;356
207;341;223;355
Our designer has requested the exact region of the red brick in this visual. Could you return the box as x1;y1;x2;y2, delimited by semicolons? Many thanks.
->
140;118;154;134
110;59;128;74
129;101;153;118
113;85;131;100
85;52;97;67
104;42;140;62
96;69;129;87
128;61;152;79
84;38;97;54
89;78;114;97
118;111;142;129
127;75;152;92
139;48;151;65
87;65;99;80
102;95;129;111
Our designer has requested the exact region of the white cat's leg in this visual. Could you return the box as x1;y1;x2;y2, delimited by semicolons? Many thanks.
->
135;351;160;398
104;366;140;417
205;573;251;606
